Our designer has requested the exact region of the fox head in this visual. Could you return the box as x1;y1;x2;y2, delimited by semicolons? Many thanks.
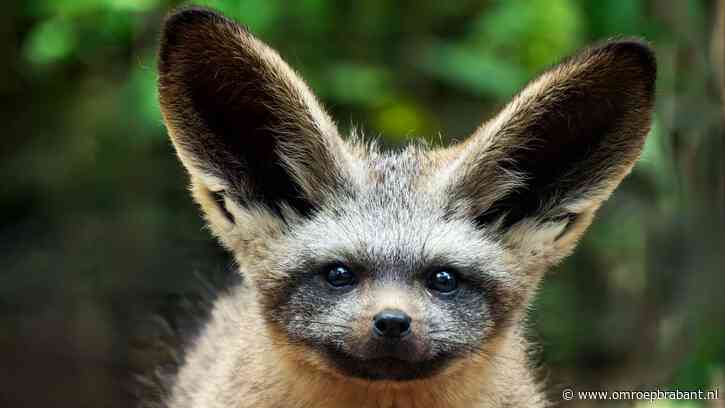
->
158;8;655;382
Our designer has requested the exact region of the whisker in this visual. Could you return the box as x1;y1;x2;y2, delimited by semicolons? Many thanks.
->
288;320;353;331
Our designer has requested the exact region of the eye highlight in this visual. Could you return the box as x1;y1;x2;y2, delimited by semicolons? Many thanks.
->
325;265;356;288
427;270;458;294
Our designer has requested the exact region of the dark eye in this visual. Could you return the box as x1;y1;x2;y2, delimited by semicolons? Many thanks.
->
428;270;458;294
325;265;356;288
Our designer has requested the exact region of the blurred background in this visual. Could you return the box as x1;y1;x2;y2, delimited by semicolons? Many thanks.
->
0;0;723;407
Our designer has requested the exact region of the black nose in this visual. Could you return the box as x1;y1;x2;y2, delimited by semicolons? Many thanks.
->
373;309;412;338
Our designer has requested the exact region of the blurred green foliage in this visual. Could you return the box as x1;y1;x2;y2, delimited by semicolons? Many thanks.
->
0;1;723;407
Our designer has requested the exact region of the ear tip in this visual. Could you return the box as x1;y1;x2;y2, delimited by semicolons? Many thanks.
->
159;7;219;67
158;6;247;68
162;6;225;37
600;38;657;69
165;6;222;24
592;38;658;91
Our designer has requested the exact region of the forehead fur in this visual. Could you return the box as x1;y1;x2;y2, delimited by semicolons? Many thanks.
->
273;144;507;275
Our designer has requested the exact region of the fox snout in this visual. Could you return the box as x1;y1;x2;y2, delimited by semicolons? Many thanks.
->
311;284;471;381
372;309;412;338
356;307;425;363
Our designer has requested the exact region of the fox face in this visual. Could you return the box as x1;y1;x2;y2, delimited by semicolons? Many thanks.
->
158;7;655;387
263;160;513;381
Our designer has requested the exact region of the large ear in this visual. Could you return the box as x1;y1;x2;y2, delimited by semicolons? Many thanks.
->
445;40;656;264
157;8;357;240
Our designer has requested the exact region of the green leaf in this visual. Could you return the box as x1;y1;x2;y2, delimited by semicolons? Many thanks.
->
24;17;78;65
374;101;429;143
197;0;281;35
422;43;528;98
121;55;164;138
420;0;582;98
325;63;393;106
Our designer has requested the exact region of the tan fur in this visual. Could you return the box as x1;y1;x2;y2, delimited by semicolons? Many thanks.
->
170;288;544;408
156;7;656;408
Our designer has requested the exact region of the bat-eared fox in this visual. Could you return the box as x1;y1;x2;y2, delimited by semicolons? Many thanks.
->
155;6;656;408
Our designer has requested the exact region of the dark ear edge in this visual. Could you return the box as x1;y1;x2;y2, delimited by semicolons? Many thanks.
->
454;39;656;230
159;6;240;57
158;7;353;222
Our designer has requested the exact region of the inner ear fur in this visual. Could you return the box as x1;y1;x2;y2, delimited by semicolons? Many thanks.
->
449;39;657;230
158;7;355;220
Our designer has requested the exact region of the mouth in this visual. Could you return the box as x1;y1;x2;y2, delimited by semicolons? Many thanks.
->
322;346;455;381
